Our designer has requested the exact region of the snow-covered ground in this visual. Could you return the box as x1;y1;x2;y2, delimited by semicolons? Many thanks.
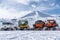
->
0;11;60;40
0;31;60;40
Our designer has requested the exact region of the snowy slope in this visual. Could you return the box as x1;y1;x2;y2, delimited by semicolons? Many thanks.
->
0;31;60;40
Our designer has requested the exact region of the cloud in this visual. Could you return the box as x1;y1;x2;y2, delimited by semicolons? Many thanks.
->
0;0;58;12
0;0;33;19
0;0;60;19
44;0;48;1
10;0;29;5
51;14;58;16
50;3;55;7
0;7;31;19
0;0;32;11
56;4;60;7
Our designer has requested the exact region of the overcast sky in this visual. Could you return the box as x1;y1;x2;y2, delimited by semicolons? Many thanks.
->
0;0;60;19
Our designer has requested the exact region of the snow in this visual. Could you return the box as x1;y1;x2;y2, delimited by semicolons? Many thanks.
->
0;11;60;40
0;31;60;40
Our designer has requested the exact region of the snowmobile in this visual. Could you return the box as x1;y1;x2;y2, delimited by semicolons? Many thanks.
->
45;20;58;30
18;20;29;30
33;20;45;30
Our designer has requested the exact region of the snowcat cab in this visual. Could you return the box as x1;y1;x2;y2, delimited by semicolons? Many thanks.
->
18;20;29;29
45;20;58;30
1;22;14;31
33;20;45;30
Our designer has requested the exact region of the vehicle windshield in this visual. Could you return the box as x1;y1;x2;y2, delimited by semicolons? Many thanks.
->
20;21;25;25
19;20;28;25
3;22;13;25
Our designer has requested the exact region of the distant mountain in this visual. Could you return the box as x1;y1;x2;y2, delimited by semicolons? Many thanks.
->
37;11;52;17
21;11;52;18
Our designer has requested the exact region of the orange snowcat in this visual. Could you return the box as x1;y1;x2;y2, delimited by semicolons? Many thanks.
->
45;20;58;30
33;20;45;30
